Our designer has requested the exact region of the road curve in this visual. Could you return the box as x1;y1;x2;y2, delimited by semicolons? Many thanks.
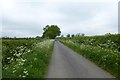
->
46;41;115;78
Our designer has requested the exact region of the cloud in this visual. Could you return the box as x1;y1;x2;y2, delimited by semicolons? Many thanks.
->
1;0;119;37
54;2;118;35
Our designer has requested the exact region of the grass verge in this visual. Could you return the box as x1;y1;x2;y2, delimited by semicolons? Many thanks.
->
61;40;120;79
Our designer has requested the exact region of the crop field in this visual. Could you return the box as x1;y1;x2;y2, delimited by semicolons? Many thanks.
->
61;34;120;79
2;39;54;78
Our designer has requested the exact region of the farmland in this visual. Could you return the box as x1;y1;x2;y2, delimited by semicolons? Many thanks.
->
1;34;120;79
0;39;2;61
0;39;2;80
2;38;54;78
60;34;120;79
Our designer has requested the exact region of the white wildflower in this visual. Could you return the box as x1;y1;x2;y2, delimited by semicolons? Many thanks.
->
7;57;11;60
12;70;16;73
34;58;37;61
23;70;28;74
19;75;21;77
22;75;26;78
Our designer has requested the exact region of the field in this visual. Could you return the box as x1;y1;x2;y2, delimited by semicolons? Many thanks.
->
0;39;2;61
1;34;120;79
60;34;120;79
0;39;2;79
2;38;54;78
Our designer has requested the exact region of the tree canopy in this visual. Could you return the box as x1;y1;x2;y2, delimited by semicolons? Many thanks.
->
42;25;61;39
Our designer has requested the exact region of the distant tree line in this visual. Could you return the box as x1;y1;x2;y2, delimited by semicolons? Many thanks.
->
65;33;85;38
2;25;87;39
1;36;41;40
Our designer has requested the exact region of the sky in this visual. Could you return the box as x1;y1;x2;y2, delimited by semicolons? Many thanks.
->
1;0;119;38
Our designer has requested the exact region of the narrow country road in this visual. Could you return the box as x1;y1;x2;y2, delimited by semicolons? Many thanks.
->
46;41;114;78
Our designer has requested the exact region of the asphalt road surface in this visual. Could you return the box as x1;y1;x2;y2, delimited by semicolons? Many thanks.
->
46;41;115;78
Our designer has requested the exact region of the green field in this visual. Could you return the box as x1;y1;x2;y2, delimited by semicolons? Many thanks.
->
0;39;2;61
60;34;120;79
0;39;2;80
2;38;54;78
1;34;120;79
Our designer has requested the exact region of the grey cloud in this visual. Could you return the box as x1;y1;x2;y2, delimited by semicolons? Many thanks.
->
56;2;111;22
2;0;118;37
2;17;44;37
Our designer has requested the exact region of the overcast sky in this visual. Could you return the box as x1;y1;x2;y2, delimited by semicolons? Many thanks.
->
1;0;119;37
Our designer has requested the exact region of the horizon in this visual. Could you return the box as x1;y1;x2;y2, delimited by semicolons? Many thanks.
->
1;33;119;38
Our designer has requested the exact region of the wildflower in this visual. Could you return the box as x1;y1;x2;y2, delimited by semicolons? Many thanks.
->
12;70;16;73
34;58;37;61
26;73;29;75
16;53;21;57
24;69;26;71
13;67;15;70
22;75;26;78
115;63;118;65
21;58;26;62
7;57;11;60
19;75;21;77
4;66;8;70
18;61;24;65
23;70;28;74
11;58;14;61
27;50;31;53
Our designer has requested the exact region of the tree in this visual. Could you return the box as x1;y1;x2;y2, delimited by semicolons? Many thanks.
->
42;25;61;39
71;34;74;37
67;34;70;37
81;33;85;36
36;36;40;38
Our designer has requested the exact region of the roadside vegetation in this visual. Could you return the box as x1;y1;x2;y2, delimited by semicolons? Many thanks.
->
0;39;2;61
2;38;54;78
60;34;120;79
2;25;61;79
0;39;2;80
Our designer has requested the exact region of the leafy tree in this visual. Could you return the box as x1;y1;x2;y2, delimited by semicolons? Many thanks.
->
42;25;61;39
36;36;40;38
67;34;70;37
71;34;74;37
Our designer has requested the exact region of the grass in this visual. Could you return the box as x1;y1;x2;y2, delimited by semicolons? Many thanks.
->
0;39;2;61
61;38;120;79
2;39;54;78
0;39;2;80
